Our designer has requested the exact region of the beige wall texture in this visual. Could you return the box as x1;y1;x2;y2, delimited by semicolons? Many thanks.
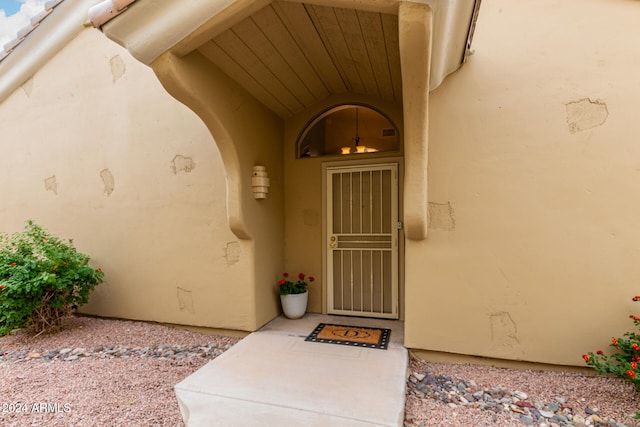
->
0;29;258;331
405;0;640;366
151;49;285;331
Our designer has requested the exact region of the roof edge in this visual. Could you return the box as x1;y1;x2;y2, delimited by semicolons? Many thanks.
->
94;0;479;91
88;0;136;27
98;0;241;65
0;0;104;104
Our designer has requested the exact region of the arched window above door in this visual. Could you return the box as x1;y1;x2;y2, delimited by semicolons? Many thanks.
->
297;105;400;158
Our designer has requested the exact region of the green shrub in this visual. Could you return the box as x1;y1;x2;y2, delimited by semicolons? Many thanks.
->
0;220;104;336
582;295;640;390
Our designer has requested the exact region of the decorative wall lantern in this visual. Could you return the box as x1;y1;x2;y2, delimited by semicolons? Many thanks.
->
252;166;270;199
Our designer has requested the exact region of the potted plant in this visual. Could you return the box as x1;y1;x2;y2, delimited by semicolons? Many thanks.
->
278;272;314;319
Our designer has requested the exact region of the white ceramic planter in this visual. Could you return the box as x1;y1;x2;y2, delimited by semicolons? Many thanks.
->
280;291;308;319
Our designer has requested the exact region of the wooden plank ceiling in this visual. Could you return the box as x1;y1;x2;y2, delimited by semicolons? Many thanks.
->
198;1;402;119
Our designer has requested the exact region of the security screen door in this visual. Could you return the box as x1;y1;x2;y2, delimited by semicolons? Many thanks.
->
326;164;398;319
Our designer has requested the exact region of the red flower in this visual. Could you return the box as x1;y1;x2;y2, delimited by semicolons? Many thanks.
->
632;362;638;369
309;276;315;282
627;370;636;379
634;296;640;301
283;272;289;277
97;268;102;272
9;263;16;267
0;285;4;290
298;273;305;280
596;350;604;355
612;337;619;346
582;354;590;362
278;279;286;285
634;355;640;362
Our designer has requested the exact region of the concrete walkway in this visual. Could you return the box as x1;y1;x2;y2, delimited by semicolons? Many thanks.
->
175;314;408;426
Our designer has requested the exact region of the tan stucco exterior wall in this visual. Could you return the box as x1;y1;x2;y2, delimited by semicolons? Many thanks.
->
405;0;640;366
151;50;285;330
0;29;258;331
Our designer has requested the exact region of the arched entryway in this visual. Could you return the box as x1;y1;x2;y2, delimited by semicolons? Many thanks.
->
93;0;471;330
288;102;404;319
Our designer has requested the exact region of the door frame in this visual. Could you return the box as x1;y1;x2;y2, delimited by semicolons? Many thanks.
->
321;156;404;320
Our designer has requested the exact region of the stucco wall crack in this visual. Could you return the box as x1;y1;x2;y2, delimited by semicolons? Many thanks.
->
100;168;115;196
427;201;455;231
109;55;126;83
44;175;58;195
565;98;608;133
489;311;521;357
171;154;195;174
224;241;240;266
177;286;195;313
490;311;518;341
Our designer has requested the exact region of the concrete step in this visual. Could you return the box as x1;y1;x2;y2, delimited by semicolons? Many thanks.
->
175;314;407;426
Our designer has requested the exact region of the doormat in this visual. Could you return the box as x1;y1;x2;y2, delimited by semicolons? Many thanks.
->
305;323;391;350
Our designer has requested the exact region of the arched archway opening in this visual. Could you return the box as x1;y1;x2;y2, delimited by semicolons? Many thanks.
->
297;105;400;158
286;100;404;319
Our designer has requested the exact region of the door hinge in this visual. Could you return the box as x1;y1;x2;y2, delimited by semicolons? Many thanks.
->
397;221;403;230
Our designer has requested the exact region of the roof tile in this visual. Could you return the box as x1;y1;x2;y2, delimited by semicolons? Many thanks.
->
3;37;23;53
0;0;65;65
30;8;53;26
17;23;38;40
44;0;64;9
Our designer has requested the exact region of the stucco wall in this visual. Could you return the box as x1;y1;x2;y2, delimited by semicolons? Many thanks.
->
151;50;285;330
0;29;254;330
405;0;640;366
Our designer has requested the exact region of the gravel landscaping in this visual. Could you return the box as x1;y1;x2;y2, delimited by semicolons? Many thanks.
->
0;316;638;426
0;316;239;426
406;358;640;427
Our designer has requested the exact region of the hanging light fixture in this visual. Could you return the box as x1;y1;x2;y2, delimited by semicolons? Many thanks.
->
341;107;367;154
353;107;361;150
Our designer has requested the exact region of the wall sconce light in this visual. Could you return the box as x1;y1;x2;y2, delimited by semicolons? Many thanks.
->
252;166;270;199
